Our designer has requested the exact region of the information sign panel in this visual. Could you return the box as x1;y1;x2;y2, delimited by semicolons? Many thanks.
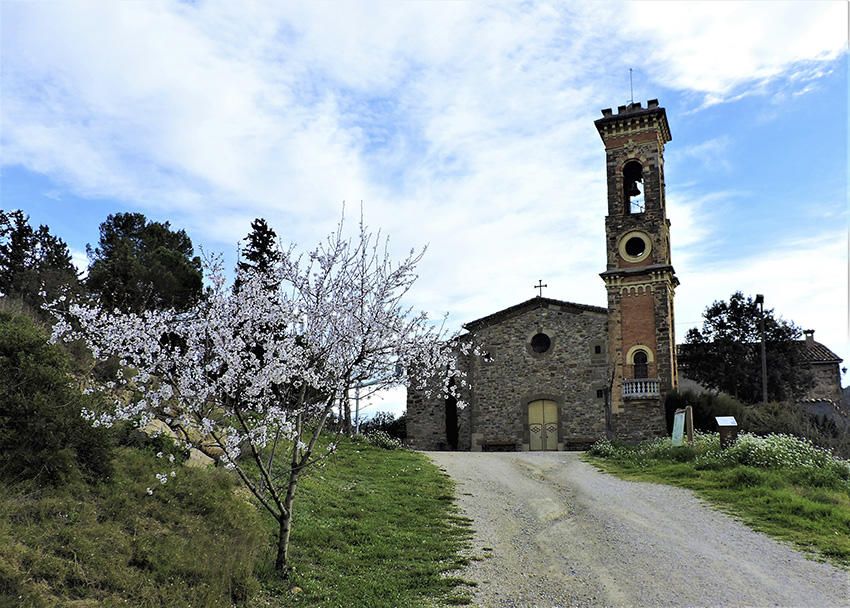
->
672;410;685;446
715;416;738;428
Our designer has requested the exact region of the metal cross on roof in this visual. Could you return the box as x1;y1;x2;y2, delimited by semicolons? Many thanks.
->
534;279;548;298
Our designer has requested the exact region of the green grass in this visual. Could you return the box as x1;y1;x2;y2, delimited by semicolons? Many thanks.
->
586;448;850;568
0;445;265;608
1;438;474;608
256;438;474;608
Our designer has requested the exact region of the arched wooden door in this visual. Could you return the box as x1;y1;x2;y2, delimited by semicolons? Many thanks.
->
528;400;558;451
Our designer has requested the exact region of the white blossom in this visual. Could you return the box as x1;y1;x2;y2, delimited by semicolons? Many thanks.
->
46;215;474;573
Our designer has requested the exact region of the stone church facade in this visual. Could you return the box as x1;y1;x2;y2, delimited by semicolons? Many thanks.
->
407;100;679;450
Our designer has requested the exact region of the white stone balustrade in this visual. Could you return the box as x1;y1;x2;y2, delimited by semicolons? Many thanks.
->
622;378;660;399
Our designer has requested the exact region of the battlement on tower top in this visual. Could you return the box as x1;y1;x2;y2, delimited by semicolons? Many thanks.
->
595;99;671;144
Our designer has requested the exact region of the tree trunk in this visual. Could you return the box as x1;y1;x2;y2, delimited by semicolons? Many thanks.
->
342;388;352;435
274;469;300;575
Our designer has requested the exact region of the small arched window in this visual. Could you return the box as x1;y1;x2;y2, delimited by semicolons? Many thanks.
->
633;349;649;379
623;160;644;214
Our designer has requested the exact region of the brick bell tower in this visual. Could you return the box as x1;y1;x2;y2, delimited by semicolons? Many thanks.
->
595;100;678;441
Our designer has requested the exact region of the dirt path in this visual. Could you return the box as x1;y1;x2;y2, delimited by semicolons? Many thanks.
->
427;452;848;608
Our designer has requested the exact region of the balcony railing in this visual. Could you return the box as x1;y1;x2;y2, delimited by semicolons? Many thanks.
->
622;378;660;399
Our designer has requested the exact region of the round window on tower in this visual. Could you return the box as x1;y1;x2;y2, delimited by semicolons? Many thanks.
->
618;230;652;263
530;333;551;354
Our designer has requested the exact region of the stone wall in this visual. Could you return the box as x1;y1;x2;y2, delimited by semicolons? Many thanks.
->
805;362;843;402
407;301;610;451
405;380;448;450
611;398;667;442
464;302;609;451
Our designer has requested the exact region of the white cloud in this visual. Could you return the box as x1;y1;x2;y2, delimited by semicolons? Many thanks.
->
69;248;89;279
1;0;846;399
619;0;847;102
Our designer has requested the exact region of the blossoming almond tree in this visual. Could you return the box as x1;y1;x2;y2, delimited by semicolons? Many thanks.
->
49;218;471;575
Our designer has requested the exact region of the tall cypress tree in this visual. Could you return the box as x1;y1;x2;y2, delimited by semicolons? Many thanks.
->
238;218;282;276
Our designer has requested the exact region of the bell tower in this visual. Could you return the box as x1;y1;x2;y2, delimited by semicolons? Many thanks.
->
595;100;678;441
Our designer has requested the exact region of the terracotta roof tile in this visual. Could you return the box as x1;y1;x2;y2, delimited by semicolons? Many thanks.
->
797;340;842;363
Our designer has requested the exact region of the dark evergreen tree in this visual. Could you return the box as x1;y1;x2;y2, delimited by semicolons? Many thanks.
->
86;212;202;312
680;292;813;403
235;218;282;294
238;218;281;275
0;209;81;310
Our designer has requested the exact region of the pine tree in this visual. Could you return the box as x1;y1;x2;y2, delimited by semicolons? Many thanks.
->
86;212;202;312
0;209;80;310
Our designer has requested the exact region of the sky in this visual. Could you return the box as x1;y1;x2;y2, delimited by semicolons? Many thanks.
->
1;1;848;418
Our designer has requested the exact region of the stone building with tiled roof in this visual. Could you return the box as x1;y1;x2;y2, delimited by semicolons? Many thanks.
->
796;329;843;403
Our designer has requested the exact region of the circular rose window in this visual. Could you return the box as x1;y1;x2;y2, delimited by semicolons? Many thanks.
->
531;333;551;353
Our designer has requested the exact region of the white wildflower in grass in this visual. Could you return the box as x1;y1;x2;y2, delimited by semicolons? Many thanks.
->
591;430;848;482
146;488;153;496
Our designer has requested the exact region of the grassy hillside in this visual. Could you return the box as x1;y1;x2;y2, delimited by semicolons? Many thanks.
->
1;439;473;608
0;445;265;608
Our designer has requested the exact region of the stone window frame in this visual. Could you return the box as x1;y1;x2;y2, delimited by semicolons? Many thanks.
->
618;230;653;263
626;344;654;379
625;344;655;365
526;328;555;359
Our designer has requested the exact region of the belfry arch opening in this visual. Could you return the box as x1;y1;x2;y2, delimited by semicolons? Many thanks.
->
623;160;644;214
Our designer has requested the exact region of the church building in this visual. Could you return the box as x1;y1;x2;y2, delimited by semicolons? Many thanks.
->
407;99;679;450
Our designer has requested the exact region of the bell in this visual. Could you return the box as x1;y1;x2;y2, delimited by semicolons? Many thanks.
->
626;181;641;197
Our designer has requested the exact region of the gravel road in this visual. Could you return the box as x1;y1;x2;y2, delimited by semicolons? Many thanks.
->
427;451;849;608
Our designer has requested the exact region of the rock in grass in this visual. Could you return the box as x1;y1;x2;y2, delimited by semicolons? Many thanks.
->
185;448;215;468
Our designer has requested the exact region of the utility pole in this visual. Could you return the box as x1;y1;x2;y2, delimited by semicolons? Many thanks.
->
755;294;768;404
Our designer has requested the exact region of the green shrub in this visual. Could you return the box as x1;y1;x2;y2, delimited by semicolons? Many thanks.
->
0;447;265;607
359;411;407;440
0;310;112;484
666;389;850;459
665;389;745;433
696;432;850;482
591;430;850;487
587;438;617;458
588;432;718;464
365;430;403;450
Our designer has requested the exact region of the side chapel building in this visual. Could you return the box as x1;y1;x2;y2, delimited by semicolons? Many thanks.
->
407;99;679;450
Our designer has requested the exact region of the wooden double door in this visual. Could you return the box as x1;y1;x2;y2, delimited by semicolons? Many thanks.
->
528;399;558;451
